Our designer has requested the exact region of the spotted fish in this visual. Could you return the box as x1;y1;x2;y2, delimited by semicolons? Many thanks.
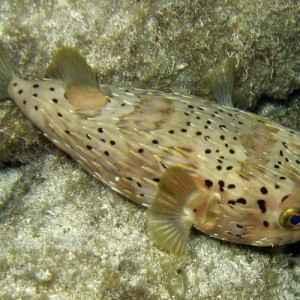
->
0;44;299;256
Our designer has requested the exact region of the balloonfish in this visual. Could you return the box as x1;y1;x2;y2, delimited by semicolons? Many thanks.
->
0;44;299;256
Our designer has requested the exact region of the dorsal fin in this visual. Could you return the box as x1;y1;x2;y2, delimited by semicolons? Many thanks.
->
146;167;204;256
46;47;112;117
45;47;97;89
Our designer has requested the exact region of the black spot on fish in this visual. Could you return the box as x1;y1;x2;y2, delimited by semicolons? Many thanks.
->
218;180;225;187
263;221;269;227
86;145;93;150
181;128;187;133
218;180;225;191
236;224;243;228
228;184;236;189
257;199;266;213
168;130;175;134
32;93;38;97
279;176;286;180
33;84;39;88
86;134;92;140
23;100;26;105
205;179;213;188
138;148;144;153
220;135;225;140
275;184;280;189
110;140;116;145
136;181;142;188
104;151;110;156
57;112;63;117
98;127;104;133
219;125;226;130
226;166;233;170
228;200;235;208
49;87;55;91
216;165;222;171
229;149;235;154
52;98;58;103
34;105;38;111
236;198;246;204
18;89;23;94
13;82;17;86
65;130;70;134
205;149;211;154
152;139;159;144
281;195;289;202
260;187;268;195
196;131;202;136
153;178;160;182
282;142;288;148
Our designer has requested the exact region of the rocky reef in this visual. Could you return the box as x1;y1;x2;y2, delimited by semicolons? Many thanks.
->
0;1;299;299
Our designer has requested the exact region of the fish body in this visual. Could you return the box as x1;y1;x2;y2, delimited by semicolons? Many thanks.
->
0;45;299;255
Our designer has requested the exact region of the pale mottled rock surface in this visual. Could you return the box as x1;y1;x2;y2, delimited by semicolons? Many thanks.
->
0;1;299;299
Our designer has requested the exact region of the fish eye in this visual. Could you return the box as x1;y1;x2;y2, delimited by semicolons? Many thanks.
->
280;209;300;229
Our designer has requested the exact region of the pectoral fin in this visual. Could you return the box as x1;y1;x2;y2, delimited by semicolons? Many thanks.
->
146;167;203;256
203;57;250;109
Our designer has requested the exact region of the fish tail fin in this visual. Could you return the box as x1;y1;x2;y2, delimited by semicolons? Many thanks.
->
0;44;16;100
146;167;202;256
45;47;97;89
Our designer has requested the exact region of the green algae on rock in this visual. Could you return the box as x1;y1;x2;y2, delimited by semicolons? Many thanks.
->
0;101;48;165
